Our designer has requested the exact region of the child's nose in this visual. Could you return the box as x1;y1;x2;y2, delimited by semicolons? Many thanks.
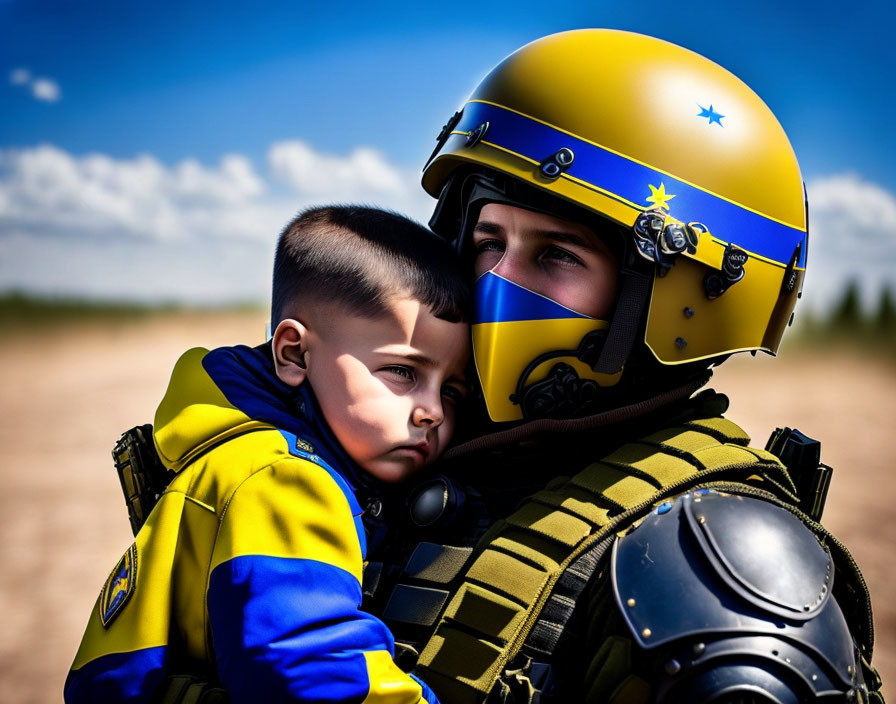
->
412;397;444;428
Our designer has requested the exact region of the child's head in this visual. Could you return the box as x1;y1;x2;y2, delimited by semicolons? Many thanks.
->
270;205;471;483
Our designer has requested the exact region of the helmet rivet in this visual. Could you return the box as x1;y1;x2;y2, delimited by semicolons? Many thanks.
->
722;245;748;280
555;147;575;166
540;161;562;178
465;121;489;147
627;597;636;607
692;642;706;656
539;148;575;180
664;659;681;675
642;628;652;638
660;223;688;255
675;337;688;350
703;272;726;300
683;307;695;318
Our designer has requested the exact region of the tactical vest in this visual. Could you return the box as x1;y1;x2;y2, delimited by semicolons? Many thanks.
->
370;415;879;704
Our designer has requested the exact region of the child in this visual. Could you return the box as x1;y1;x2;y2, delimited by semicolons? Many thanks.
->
65;206;470;704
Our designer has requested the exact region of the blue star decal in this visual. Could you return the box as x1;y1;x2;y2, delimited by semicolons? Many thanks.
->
697;104;724;126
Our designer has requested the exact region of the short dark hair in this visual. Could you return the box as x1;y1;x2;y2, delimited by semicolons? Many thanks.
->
271;205;470;325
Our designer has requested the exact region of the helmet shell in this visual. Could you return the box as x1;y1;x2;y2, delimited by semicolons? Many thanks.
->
424;29;807;363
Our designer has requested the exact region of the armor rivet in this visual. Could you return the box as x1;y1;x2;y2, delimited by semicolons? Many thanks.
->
627;598;636;607
803;605;811;611
675;337;688;350
665;659;681;675
642;628;652;638
692;642;706;656
812;674;818;681
697;515;706;524
683;307;695;318
785;657;792;663
848;665;854;676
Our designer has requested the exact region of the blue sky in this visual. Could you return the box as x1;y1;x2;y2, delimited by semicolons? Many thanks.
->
2;0;894;308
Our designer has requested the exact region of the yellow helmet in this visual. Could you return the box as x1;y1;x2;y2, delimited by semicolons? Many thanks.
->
424;29;807;422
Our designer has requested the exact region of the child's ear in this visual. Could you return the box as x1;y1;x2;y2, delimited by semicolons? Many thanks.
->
272;319;311;387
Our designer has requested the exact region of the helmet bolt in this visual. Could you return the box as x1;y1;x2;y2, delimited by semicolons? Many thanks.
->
660;223;688;255
465;121;489;147
540;161;562;178
683;307;695;318
675;337;688;350
721;245;748;281
704;272;726;300
539;148;575;180
555;147;575;166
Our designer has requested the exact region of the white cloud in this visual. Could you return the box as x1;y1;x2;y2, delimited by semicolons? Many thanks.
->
0;145;274;243
8;68;62;103
30;77;61;103
268;140;407;198
0;143;434;303
9;68;31;85
803;173;896;313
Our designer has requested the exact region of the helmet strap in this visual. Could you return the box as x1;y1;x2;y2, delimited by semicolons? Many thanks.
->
592;264;652;375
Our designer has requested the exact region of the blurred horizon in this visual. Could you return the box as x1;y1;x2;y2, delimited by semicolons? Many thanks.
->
2;1;895;313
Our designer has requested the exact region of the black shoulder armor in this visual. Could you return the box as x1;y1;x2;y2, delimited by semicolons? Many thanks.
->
612;490;871;703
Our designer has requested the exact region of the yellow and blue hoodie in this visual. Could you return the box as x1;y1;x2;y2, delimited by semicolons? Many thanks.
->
65;344;438;704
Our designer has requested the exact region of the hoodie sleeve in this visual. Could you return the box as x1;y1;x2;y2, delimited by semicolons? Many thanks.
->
206;454;439;704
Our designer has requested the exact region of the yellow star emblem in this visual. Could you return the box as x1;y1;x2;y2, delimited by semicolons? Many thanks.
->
646;183;676;211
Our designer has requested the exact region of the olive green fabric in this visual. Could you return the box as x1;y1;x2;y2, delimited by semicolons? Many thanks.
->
414;417;796;703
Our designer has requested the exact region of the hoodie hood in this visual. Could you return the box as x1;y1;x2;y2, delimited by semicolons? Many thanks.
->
153;344;365;489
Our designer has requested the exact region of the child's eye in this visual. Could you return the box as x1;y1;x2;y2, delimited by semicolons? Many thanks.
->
383;365;416;382
441;383;467;403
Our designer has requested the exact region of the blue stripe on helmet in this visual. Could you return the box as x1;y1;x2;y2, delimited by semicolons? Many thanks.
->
475;270;592;324
456;101;807;268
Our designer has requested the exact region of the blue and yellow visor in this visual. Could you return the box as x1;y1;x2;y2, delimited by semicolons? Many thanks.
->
472;271;621;422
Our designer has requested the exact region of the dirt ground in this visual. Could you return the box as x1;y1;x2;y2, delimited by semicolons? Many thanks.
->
0;312;893;703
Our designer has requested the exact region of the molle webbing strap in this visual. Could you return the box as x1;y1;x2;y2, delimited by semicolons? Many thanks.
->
414;417;795;704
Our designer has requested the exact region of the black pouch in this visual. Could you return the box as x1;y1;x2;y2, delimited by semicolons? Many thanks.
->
113;424;176;535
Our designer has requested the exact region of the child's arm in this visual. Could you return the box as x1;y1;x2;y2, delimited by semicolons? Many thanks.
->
207;455;439;704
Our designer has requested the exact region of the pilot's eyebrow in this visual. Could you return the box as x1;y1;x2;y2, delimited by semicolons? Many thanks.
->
543;230;596;250
473;220;503;234
475;220;596;249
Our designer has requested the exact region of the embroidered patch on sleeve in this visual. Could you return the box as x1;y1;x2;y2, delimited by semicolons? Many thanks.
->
99;543;138;628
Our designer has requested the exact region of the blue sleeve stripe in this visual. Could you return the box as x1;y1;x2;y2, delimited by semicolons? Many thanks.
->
453;100;807;268
64;646;167;704
209;554;396;703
